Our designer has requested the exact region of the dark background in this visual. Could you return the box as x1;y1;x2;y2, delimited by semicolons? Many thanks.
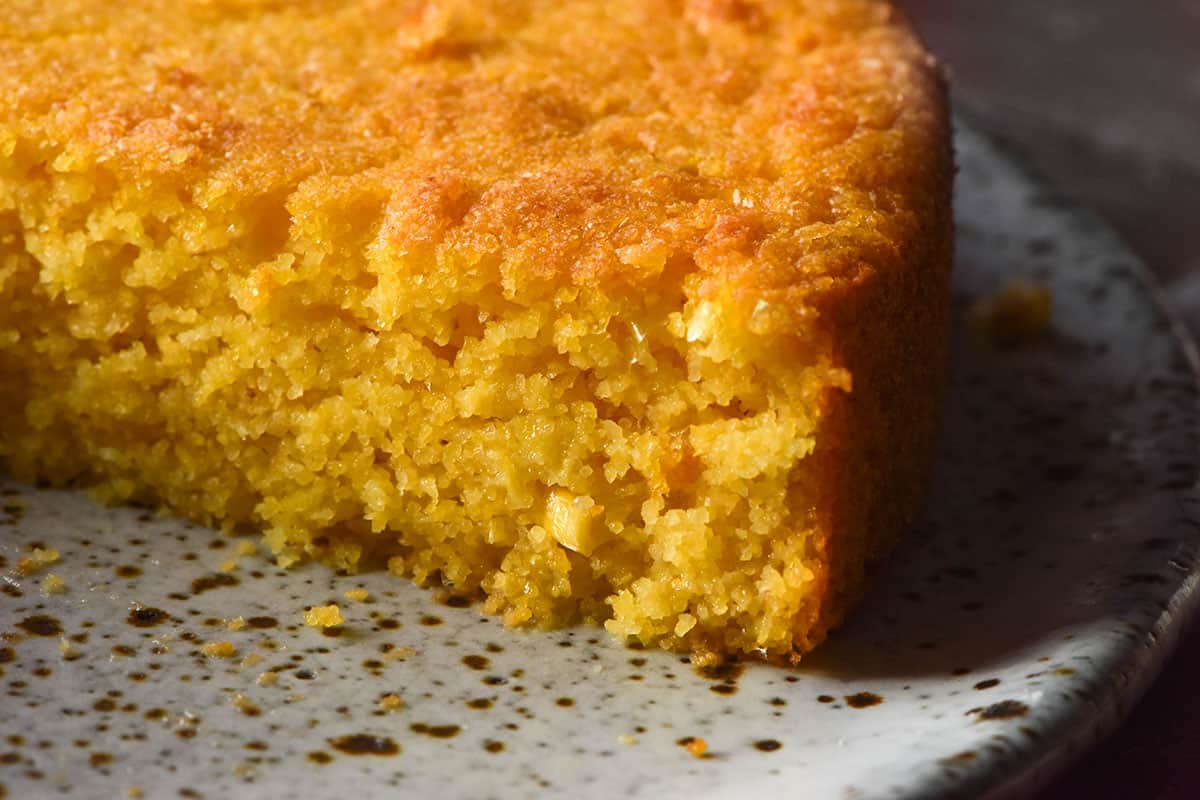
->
900;2;1200;798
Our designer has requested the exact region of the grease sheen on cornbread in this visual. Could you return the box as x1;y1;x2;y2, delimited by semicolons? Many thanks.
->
0;0;952;661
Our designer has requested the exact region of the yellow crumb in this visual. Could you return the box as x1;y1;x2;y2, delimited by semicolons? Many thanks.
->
128;787;143;799
218;559;239;573
255;670;278;687
225;616;247;631
201;641;238;658
16;547;59;576
378;694;404;712
343;588;370;603
303;605;343;628
382;646;417;663
40;573;67;595
618;734;637;746
230;693;260;715
240;652;264;669
235;540;258;557
968;281;1052;346
58;637;80;660
685;737;708;758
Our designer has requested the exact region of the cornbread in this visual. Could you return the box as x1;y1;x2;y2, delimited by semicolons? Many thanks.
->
0;0;952;660
201;641;238;659
304;605;344;629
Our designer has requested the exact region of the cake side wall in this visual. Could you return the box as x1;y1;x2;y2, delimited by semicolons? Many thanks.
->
799;69;955;658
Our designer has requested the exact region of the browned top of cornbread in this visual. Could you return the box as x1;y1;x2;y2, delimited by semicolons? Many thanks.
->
0;0;943;333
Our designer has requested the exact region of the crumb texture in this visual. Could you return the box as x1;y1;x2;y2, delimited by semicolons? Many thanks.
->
0;0;952;659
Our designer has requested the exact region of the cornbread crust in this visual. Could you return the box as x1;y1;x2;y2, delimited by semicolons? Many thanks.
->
0;0;952;660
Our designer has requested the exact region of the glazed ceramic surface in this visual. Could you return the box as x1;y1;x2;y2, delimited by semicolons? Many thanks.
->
2;120;1198;800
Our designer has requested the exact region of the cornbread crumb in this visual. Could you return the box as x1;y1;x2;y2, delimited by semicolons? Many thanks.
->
128;787;143;799
304;605;344;628
618;734;638;746
201;641;238;659
256;671;278;688
378;694;404;712
241;652;264;669
58;637;80;660
225;617;247;632
382;646;417;663
343;588;370;603
969;281;1052;346
235;540;258;557
16;548;59;577
218;559;239;574
230;693;261;716
40;573;67;595
685;738;709;758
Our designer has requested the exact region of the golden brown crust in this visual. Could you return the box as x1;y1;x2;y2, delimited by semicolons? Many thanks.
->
2;0;943;316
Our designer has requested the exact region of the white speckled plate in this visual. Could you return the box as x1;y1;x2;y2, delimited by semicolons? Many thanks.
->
2;118;1199;800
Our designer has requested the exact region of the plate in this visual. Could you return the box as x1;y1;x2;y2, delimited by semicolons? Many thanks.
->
2;118;1198;800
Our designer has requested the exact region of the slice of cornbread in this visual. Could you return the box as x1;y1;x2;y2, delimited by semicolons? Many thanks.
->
0;0;952;661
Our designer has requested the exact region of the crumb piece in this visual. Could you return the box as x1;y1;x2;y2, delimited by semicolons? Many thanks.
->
382;646;417;663
40;573;67;594
378;693;404;712
235;540;258;557
201;640;237;658
231;692;261;716
233;761;255;777
16;547;59;576
968;281;1052;346
304;604;343;628
128;787;143;799
286;693;306;703
618;734;637;746
343;588;370;603
58;637;80;660
218;558;238;573
685;737;708;758
225;616;247;631
240;652;264;669
256;670;278;687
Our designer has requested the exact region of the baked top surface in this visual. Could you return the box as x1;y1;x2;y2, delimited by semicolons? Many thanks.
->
0;0;944;320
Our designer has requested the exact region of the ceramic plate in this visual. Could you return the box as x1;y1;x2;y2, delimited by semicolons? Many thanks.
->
2;118;1199;800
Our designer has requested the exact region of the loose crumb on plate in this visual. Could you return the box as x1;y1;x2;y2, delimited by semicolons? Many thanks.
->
968;280;1052;346
256;670;278;687
240;652;264;669
378;694;404;712
343;588;370;603
304;604;344;628
231;692;261;716
201;640;238;658
40;573;67;594
685;737;709;758
225;616;247;631
58;637;80;660
16;547;59;576
382;646;417;662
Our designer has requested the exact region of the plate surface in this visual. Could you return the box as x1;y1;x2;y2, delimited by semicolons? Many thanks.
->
2;120;1199;800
